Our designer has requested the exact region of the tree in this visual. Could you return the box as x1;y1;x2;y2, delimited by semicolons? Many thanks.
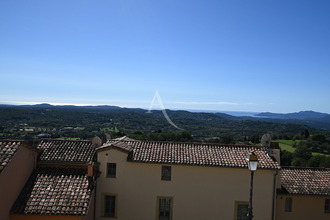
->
310;134;326;142
319;156;330;168
291;157;307;167
222;135;234;144
280;150;293;166
301;129;310;140
307;155;324;167
178;130;193;141
293;142;312;161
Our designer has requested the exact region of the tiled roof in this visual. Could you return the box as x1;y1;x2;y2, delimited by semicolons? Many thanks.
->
0;141;22;173
113;136;137;142
38;140;95;164
11;167;94;216
98;140;280;169
280;167;330;196
97;138;137;152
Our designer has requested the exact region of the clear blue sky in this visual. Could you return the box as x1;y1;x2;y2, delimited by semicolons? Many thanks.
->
1;0;329;113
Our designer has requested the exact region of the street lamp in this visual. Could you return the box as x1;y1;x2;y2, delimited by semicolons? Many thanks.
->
247;152;258;220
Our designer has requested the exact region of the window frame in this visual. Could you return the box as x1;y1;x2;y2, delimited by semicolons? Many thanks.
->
107;163;117;178
161;166;172;181
102;193;117;218
234;201;249;220
285;197;292;212
156;196;173;220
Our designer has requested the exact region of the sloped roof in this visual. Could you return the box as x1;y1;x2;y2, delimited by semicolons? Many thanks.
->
38;139;95;164
280;167;330;196
97;139;280;169
11;167;94;216
96;138;137;152
0;141;22;173
113;136;137;142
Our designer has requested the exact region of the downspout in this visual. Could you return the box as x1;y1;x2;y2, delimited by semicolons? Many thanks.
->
93;162;100;220
93;179;97;220
272;169;279;220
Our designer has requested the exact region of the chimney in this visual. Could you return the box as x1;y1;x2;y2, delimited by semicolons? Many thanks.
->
269;142;280;165
87;162;94;177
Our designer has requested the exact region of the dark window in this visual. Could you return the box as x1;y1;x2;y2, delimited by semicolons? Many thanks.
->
159;198;172;220
325;199;330;213
161;166;171;181
236;203;249;220
107;163;116;178
104;195;116;217
285;197;292;212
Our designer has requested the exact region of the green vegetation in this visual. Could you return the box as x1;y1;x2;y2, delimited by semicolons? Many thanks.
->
278;134;330;168
274;140;304;152
1;105;328;142
1;105;330;167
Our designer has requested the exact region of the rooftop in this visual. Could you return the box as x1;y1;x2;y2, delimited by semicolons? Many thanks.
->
11;167;94;216
38;139;95;164
0;141;22;173
280;167;330;196
98;139;280;169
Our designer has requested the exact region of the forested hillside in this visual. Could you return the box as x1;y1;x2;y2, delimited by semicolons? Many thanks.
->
1;104;328;143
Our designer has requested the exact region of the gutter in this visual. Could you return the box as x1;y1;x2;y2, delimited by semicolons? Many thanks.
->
272;169;279;220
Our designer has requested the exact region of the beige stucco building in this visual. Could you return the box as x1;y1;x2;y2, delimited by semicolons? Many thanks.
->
96;138;280;220
276;167;330;220
9;139;97;220
3;137;328;220
0;141;39;220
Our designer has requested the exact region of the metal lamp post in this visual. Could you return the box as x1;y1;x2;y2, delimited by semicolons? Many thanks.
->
247;152;258;220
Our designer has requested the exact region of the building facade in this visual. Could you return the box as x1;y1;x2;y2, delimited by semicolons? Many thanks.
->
10;139;97;220
276;167;330;220
0;141;39;220
96;138;280;220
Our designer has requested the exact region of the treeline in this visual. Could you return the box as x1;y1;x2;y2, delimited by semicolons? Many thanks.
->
281;133;330;168
2;106;328;142
1;105;330;168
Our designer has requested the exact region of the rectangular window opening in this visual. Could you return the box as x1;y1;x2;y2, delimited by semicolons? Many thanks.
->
161;166;171;181
325;199;330;213
158;197;172;220
285;197;292;212
104;195;116;217
235;202;249;220
107;163;116;178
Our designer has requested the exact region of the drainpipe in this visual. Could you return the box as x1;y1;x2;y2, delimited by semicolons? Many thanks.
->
272;169;279;220
93;180;97;220
93;162;100;220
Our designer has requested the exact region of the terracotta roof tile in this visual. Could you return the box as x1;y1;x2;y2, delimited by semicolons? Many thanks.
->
11;167;94;216
38;140;95;164
113;136;137;142
97;139;136;152
98;139;280;169
0;141;22;173
280;167;330;196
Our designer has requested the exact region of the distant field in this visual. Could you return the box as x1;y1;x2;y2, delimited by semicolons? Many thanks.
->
312;152;330;157
274;140;329;157
273;140;301;152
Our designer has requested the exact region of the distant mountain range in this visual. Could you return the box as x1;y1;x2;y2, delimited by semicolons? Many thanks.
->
217;110;330;130
1;103;330;132
255;111;330;120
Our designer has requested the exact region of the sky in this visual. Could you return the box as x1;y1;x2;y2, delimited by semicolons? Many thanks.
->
1;0;330;114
